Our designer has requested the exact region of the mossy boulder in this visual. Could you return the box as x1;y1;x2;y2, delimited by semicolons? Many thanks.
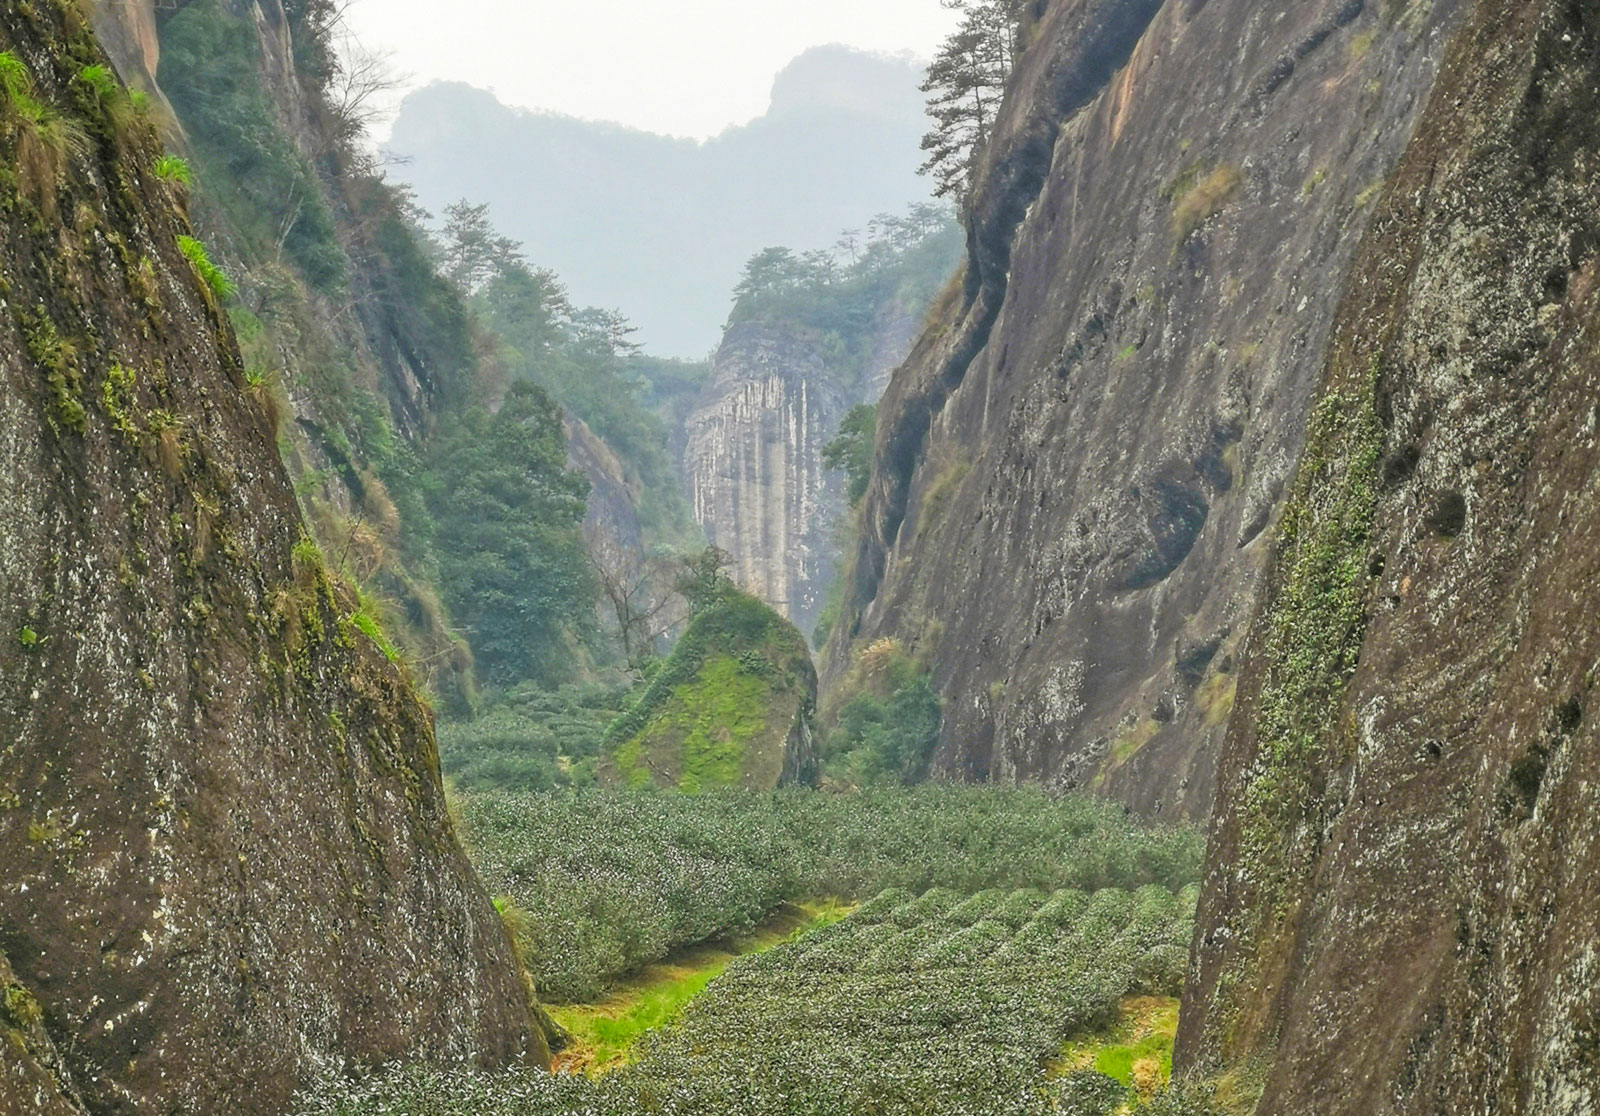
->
604;590;819;790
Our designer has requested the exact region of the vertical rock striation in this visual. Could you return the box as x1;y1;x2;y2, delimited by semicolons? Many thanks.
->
683;322;852;634
0;7;540;1114
1181;0;1600;1109
826;0;1468;816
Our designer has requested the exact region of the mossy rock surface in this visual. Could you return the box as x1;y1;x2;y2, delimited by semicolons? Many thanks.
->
605;590;819;790
0;950;85;1116
0;8;542;1114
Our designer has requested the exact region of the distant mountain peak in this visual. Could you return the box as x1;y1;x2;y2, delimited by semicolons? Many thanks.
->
766;45;927;122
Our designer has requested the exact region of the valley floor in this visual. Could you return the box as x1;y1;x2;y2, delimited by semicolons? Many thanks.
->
296;788;1209;1115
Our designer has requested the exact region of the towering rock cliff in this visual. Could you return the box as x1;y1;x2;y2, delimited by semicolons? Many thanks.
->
80;0;527;710
684;323;851;633
827;0;1468;815
684;216;957;639
1180;0;1600;1109
0;6;541;1113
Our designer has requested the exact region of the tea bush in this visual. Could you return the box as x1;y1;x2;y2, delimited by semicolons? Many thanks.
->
296;884;1196;1115
458;786;1202;1001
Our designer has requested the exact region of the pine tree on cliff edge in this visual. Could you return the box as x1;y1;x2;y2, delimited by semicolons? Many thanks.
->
919;0;1027;202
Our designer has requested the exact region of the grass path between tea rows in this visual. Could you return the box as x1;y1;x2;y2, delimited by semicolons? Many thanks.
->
547;898;852;1073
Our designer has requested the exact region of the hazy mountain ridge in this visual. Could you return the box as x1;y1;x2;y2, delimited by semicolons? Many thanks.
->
387;46;937;356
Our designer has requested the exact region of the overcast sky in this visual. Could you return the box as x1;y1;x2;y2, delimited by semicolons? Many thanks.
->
341;0;959;140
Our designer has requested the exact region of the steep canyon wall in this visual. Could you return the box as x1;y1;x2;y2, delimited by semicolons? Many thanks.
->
0;6;541;1113
827;0;1468;817
1180;0;1600;1109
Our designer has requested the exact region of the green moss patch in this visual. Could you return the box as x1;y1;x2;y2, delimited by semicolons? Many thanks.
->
1054;996;1181;1099
606;589;815;791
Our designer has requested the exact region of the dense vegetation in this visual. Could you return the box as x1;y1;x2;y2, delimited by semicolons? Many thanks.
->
603;588;814;792
297;879;1216;1115
433;200;702;545
158;2;709;709
412;381;594;686
437;683;633;791
161;0;345;289
728;204;962;393
458;786;1203;1002
818;637;943;785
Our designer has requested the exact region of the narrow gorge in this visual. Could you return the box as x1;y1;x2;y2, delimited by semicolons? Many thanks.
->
5;0;1600;1112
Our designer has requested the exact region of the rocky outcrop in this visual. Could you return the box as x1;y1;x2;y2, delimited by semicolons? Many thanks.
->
1179;1;1600;1110
827;0;1467;816
603;590;819;791
0;7;541;1113
684;323;852;634
567;414;647;570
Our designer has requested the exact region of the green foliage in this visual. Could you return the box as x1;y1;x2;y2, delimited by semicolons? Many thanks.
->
101;362;138;437
728;206;963;395
0;50;45;122
75;62;139;135
417;381;592;686
457;785;1204;1001
822;403;877;506
0;51;88;214
295;875;1197;1115
161;0;346;290
614;657;773;792
438;682;633;791
545;904;849;1072
1236;360;1383;940
22;310;84;433
347;608;400;662
605;589;811;790
16;626;39;648
444;205;700;547
176;234;236;300
827;674;942;785
153;154;193;186
919;0;1028;201
823;641;942;786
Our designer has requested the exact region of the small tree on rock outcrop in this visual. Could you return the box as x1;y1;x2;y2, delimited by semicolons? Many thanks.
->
919;0;1029;202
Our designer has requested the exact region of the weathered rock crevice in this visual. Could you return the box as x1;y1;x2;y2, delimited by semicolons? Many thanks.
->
827;0;1468;816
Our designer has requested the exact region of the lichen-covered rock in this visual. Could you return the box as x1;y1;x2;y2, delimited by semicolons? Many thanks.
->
825;0;1467;816
1180;0;1600;1109
0;6;541;1113
0;951;86;1116
604;590;819;791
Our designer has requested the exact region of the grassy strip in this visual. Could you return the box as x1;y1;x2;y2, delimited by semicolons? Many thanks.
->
1054;996;1181;1101
548;899;851;1072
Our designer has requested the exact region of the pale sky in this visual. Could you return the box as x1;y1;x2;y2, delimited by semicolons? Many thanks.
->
341;0;959;140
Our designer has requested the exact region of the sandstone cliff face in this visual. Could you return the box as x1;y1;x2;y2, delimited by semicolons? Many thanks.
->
1180;1;1600;1110
826;0;1467;816
0;7;540;1113
684;322;852;634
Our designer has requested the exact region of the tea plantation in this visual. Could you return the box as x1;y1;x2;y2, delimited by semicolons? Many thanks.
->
298;880;1214;1116
458;786;1204;1000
